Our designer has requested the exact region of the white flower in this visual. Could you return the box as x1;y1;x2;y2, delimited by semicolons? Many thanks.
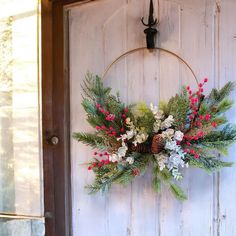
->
161;128;175;139
117;145;128;158
109;153;122;162
126;130;135;140
117;134;127;141
126;156;134;165
153;120;162;132
165;140;178;151
126;117;131;124
156;153;168;171
161;115;174;129
172;168;183;180
133;133;148;146
155;111;164;120
174;131;184;141
150;103;164;119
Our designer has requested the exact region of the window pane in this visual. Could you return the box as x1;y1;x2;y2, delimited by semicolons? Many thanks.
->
0;0;43;219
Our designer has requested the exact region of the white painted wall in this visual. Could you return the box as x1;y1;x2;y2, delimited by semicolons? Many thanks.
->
69;1;236;235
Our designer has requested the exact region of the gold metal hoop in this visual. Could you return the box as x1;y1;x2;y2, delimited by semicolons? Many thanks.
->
102;47;199;86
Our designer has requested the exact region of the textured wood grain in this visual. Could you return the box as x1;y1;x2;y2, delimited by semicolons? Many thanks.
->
69;0;236;235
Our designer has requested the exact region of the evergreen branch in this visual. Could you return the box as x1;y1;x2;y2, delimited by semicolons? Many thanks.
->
169;183;187;201
197;124;236;155
72;132;106;149
86;153;151;194
188;155;233;173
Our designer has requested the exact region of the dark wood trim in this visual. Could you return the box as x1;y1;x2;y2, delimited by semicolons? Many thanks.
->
41;0;55;235
42;0;92;235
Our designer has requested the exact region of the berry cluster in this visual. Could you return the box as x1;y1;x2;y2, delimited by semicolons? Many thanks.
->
88;151;110;170
187;78;208;121
96;104;116;121
184;78;219;159
96;125;117;137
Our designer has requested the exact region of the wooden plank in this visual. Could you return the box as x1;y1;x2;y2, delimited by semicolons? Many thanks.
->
178;1;216;235
102;2;134;236
218;1;236;235
125;1;160;236
69;1;128;235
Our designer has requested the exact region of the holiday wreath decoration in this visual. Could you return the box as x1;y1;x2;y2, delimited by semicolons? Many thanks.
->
73;72;236;200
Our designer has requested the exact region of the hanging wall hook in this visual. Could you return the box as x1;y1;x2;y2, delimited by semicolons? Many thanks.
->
141;0;158;49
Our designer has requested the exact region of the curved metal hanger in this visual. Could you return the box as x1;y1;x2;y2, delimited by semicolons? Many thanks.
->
102;47;199;86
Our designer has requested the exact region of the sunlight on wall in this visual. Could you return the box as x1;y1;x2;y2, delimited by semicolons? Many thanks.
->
0;0;43;222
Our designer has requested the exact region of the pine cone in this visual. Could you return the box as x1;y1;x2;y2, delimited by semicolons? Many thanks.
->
129;143;150;153
151;134;165;154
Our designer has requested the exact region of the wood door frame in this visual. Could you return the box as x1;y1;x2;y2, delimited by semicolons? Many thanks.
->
42;0;89;235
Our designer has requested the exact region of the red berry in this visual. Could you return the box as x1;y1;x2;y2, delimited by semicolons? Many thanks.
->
199;83;203;87
198;131;204;137
104;160;110;165
212;122;217;128
194;111;198;115
200;88;204;92
196;121;201;126
204;78;208;83
189;115;193;120
194;154;200;159
96;126;100;130
199;115;204;120
122;114;126;118
101;126;106;130
186;141;191;146
105;111;109;115
93;163;97;167
120;127;125;133
96;104;101;108
205;114;211;121
190;149;195;155
124;108;129;113
187;86;190;90
184;149;190;153
88;166;92;170
109;126;113;130
100;109;104;113
94;152;97;155
99;153;103;157
112;131;117;136
98;163;103;168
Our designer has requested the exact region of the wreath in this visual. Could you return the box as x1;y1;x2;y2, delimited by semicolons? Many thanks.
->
73;73;236;200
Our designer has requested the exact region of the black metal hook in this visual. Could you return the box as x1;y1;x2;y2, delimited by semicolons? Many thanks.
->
141;0;158;49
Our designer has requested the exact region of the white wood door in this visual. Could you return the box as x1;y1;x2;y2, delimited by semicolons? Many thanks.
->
68;0;236;235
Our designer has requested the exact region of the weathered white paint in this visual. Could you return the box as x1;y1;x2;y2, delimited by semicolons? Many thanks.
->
69;0;236;235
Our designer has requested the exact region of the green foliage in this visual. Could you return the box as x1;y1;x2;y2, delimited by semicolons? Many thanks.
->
170;183;187;201
165;87;189;131
152;160;187;200
86;153;151;194
152;174;161;193
189;155;233;173
133;102;155;133
197;124;236;155
82;73;111;104
199;82;235;118
72;132;106;150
